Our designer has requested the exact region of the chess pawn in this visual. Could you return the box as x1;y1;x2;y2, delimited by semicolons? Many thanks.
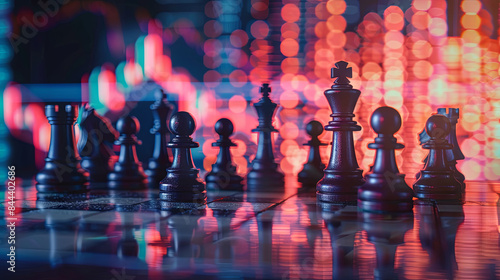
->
317;61;364;203
159;112;206;202
205;118;243;191
247;83;284;191
413;115;463;203
36;104;89;193
146;89;173;186
77;105;118;182
358;107;414;213
108;116;148;189
298;120;326;186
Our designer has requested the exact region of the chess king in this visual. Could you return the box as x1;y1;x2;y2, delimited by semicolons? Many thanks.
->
316;61;364;203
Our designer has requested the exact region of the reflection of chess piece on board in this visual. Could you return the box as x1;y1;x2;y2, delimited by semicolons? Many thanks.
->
117;211;139;258
108;116;148;189
361;212;413;280
298;120;326;186
36;104;89;193
358;106;414;213
413;115;463;203
78;105;118;183
317;61;364;203
320;204;359;280
247;83;284;191
208;195;243;262
416;204;464;277
159;112;206;202
146;89;173;186
205;118;244;191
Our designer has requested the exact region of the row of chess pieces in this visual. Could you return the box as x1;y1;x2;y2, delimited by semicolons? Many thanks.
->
34;61;466;213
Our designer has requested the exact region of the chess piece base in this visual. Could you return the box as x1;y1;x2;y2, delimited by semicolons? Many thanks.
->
36;162;89;193
206;171;244;191
413;170;463;203
316;169;363;203
358;174;414;213
81;157;116;182
159;191;207;203
36;183;89;193
298;163;324;185
108;163;148;190
159;168;206;193
247;169;284;192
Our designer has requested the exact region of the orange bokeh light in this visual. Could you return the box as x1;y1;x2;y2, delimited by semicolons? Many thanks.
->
412;40;432;59
282;3;300;22
413;0;431;11
461;14;481;29
461;0;481;14
326;15;347;31
326;30;346;48
413;60;433;79
228;95;247;113
326;0;347;15
281;38;299;57
412;11;431;30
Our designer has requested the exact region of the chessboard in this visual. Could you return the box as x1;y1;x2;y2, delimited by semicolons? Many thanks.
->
1;179;499;280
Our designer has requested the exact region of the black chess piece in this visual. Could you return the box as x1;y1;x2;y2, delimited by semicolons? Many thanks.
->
358;106;414;213
416;108;465;197
247;83;284;191
437;108;466;198
146;89;174;186
77;105;119;183
205;118;244;191
36;104;89;193
159;112;206;202
413;115;463;203
317;61;364;204
298;120;326;186
108;116;148;189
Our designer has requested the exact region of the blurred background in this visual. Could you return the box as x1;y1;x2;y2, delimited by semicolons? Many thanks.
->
1;0;499;181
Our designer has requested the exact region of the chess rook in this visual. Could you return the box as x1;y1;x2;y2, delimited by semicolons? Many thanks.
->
358;107;414;213
413;114;463;203
108;116;148;189
437;108;466;198
159;112;206;202
247;83;284;191
77;105;118;182
317;61;364;203
146;89;174;186
205;118;243;191
36;104;89;193
298;120;326;186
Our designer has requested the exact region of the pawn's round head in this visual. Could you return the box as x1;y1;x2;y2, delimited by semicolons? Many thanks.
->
306;120;323;137
169;111;196;136
370;106;402;135
425;114;451;139
214;118;234;137
116;116;140;134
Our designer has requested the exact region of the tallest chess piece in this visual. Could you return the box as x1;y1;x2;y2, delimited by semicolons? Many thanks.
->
36;104;89;193
317;61;364;203
247;83;284;191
